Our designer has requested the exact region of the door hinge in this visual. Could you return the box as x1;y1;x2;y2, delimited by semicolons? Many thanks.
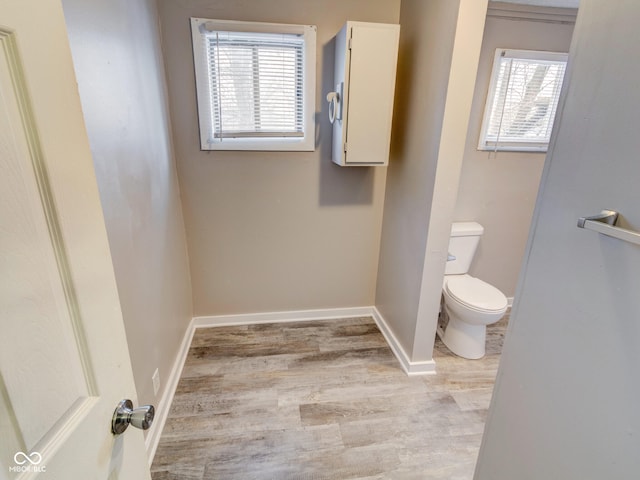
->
343;142;348;153
348;36;353;50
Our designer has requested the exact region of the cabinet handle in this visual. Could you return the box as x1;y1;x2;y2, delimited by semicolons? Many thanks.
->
326;82;343;124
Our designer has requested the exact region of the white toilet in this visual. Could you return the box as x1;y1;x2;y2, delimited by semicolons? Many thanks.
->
437;222;508;359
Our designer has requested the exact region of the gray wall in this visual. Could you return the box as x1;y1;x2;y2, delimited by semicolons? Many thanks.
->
376;0;487;362
157;0;400;317
376;0;461;359
475;1;640;477
454;3;575;298
62;0;193;405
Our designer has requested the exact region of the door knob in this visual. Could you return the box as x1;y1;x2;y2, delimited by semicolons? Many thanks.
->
111;399;155;435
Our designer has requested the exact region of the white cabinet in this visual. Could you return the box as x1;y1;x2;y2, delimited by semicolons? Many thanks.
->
328;21;400;166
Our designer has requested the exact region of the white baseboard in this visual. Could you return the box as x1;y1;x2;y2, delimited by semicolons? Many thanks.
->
193;306;374;328
146;305;437;463
371;307;437;376
145;320;196;466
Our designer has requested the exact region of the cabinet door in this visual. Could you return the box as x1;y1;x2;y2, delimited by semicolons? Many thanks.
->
344;23;399;166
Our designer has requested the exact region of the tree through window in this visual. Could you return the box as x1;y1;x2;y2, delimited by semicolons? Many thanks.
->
479;49;568;152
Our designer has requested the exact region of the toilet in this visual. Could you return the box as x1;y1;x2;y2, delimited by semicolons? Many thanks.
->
437;222;508;359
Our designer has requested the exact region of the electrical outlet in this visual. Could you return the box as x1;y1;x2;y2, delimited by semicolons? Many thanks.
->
152;368;160;396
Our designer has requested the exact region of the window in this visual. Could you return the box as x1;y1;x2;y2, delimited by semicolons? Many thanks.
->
190;18;316;151
478;49;568;152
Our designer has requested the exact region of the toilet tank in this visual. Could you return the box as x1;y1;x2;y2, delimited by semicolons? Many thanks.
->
445;222;484;275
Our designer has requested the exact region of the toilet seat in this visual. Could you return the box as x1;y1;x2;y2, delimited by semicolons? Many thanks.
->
444;275;508;313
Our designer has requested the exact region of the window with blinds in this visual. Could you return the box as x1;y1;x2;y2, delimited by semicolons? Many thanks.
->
190;19;316;151
478;49;568;152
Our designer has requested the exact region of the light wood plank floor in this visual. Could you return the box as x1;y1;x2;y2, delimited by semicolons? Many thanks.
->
151;315;507;479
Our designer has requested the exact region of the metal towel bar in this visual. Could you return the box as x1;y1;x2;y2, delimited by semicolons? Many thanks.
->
577;210;640;245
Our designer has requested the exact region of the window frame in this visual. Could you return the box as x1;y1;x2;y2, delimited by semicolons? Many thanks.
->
478;48;568;153
190;18;316;151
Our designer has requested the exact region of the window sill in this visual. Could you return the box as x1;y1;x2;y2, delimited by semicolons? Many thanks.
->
478;145;548;153
200;137;315;152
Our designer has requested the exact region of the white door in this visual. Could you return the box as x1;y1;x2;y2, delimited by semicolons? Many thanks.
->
475;1;640;479
0;1;151;478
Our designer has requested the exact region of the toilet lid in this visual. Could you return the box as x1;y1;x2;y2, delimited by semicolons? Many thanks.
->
445;275;508;312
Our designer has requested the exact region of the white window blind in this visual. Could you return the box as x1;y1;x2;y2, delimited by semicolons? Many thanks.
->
479;49;568;152
207;31;304;139
191;19;316;151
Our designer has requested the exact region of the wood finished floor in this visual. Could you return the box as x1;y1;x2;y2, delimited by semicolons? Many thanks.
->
151;316;507;479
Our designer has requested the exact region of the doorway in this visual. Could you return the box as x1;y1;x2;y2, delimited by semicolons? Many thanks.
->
451;2;577;313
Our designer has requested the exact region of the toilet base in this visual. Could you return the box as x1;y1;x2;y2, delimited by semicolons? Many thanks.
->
437;313;487;360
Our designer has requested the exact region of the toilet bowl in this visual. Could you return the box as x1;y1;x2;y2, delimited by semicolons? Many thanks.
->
439;274;508;359
437;222;508;359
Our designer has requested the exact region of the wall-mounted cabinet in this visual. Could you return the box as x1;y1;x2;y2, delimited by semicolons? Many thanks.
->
328;21;400;167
